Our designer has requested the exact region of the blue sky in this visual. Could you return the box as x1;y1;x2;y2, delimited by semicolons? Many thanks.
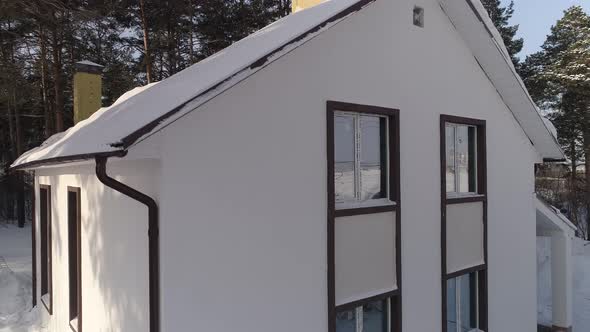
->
504;0;590;58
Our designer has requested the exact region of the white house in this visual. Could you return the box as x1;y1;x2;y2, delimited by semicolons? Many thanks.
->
11;0;568;332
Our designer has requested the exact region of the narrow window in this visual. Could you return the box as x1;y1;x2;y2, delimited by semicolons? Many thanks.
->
336;298;393;332
68;187;82;331
40;185;52;314
334;112;390;208
413;6;424;27
445;123;477;195
446;272;479;332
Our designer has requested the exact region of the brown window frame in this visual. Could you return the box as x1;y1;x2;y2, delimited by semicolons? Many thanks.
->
67;186;82;332
39;184;53;314
440;115;488;332
327;101;402;332
328;101;400;217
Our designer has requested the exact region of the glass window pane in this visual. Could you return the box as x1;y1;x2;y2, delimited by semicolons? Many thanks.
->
459;274;477;331
456;126;470;193
363;299;388;332
336;308;356;332
445;125;456;193
335;114;356;202
447;278;458;332
360;116;387;201
468;127;477;193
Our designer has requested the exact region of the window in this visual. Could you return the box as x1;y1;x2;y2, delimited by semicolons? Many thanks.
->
446;272;480;332
413;6;424;27
334;112;390;208
445;123;477;195
336;298;393;332
68;187;82;331
39;185;52;314
328;102;401;332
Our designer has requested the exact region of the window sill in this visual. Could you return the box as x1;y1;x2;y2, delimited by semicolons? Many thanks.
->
41;293;52;315
335;200;396;217
446;193;485;204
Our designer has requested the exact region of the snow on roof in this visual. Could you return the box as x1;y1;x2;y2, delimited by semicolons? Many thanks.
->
76;60;104;68
12;0;564;170
12;0;372;169
439;0;564;161
12;0;370;169
535;195;577;234
542;116;558;139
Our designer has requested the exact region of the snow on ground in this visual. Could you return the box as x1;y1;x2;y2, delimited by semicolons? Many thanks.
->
573;238;590;331
0;223;44;332
537;236;590;331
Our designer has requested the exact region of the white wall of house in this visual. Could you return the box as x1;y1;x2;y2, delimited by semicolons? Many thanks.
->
34;159;158;332
156;0;539;332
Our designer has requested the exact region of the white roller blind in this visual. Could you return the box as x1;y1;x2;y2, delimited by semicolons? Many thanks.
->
335;211;397;306
446;201;485;275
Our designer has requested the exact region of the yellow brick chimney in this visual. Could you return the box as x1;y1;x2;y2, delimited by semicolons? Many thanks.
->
292;0;325;12
73;60;104;124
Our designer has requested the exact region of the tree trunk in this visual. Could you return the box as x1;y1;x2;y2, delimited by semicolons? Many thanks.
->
39;24;53;138
6;89;16;160
570;139;579;227
584;110;590;240
16;173;25;228
52;24;64;132
13;89;23;157
139;0;153;83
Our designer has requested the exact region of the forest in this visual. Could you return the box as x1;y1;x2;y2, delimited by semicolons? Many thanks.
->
1;0;589;237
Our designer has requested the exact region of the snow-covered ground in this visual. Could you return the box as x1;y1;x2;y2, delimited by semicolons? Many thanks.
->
537;236;590;331
0;223;43;332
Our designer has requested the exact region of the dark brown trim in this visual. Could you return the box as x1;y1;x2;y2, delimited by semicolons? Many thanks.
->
327;101;401;332
445;195;485;205
440;114;486;128
10;150;126;171
95;157;160;332
67;186;82;332
543;158;567;163
31;175;36;308
440;117;448;332
74;61;104;74
444;264;486;280
39;184;53;315
440;114;488;332
334;204;396;217
335;289;399;312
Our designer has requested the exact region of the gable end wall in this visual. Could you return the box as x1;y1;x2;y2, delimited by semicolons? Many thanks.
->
157;0;538;331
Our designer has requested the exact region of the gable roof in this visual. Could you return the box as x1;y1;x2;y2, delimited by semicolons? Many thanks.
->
439;0;563;161
535;195;577;235
12;0;564;170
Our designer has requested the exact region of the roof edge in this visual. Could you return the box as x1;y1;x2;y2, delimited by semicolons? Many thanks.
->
535;194;578;233
441;0;565;160
117;0;376;149
10;150;127;171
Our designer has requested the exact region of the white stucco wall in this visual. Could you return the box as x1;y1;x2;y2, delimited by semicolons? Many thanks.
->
156;0;539;331
33;159;158;332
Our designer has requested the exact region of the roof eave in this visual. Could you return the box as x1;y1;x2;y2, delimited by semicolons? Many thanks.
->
10;150;127;172
439;0;565;161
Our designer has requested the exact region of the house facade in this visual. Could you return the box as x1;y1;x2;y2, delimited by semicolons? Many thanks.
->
14;0;565;332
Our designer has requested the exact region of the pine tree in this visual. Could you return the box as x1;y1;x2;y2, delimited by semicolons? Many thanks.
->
481;0;524;67
521;6;590;237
